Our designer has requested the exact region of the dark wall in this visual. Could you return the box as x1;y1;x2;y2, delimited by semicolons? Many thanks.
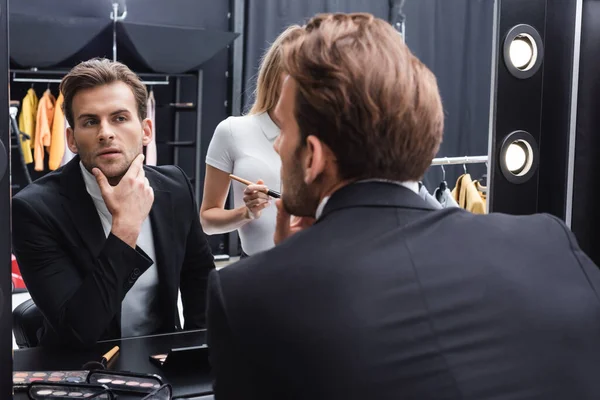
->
0;0;13;396
242;0;389;112
571;0;600;263
10;0;228;28
403;0;494;191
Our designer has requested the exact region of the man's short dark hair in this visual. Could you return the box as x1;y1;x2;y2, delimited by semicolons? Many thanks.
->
60;58;148;128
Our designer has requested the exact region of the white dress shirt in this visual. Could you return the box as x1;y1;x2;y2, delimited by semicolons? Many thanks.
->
80;162;161;337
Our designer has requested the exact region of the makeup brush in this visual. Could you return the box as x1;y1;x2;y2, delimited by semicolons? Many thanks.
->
82;346;120;370
229;174;281;198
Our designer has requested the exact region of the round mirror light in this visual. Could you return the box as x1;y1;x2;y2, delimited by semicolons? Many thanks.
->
509;35;537;71
499;131;539;184
503;25;544;79
504;140;533;176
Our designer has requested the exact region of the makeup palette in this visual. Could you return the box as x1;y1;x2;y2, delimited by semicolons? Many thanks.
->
27;382;112;399
87;370;163;394
13;371;89;390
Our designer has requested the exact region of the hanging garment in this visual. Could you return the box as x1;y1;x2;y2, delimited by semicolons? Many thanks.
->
474;180;487;209
145;89;157;166
17;88;38;164
452;174;486;214
60;116;76;167
418;183;442;210
434;186;460;209
48;93;65;170
34;89;56;171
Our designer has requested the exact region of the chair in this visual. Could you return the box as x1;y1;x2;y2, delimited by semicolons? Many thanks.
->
13;298;44;348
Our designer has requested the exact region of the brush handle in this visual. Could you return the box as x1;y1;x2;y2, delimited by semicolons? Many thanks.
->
101;346;120;364
229;174;253;186
230;174;281;198
267;189;281;199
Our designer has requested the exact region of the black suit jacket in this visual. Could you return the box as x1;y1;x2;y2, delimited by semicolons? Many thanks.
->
12;156;215;348
207;182;600;400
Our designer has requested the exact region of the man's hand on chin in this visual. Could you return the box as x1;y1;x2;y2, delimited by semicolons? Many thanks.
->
274;199;316;245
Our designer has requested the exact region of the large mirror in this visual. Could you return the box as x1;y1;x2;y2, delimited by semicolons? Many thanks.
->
7;0;239;351
6;0;495;350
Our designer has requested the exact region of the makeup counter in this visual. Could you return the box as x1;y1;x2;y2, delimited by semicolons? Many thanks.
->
13;329;214;399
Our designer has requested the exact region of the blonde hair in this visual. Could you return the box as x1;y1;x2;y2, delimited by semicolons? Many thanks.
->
248;24;304;115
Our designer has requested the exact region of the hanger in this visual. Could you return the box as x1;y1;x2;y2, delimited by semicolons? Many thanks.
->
463;156;468;175
476;162;488;192
436;158;449;201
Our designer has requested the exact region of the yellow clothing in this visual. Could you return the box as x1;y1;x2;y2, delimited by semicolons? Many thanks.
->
34;90;56;171
17;88;38;164
474;180;487;210
452;174;486;214
49;93;65;171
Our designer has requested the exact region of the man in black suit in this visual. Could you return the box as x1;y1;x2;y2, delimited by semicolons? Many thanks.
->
12;58;215;348
206;13;600;399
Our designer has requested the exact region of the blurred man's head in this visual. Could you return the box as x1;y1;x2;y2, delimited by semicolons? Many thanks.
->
61;58;152;185
273;13;444;217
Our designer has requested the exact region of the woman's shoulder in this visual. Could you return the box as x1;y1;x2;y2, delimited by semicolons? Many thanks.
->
225;114;263;135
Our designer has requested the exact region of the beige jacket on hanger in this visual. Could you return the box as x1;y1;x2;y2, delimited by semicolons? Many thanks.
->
452;174;486;214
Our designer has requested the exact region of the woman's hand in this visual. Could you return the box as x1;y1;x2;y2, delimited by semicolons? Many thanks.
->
243;179;271;220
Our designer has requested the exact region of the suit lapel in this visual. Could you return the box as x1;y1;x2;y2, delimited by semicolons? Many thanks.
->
59;157;106;264
145;168;176;307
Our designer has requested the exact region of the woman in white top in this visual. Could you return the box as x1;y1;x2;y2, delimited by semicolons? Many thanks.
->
200;25;303;257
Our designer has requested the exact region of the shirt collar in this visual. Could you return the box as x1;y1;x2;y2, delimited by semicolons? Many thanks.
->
255;111;280;140
79;162;110;217
315;180;419;220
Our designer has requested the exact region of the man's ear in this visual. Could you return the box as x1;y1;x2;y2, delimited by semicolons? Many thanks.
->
303;135;327;185
142;118;153;146
66;127;78;154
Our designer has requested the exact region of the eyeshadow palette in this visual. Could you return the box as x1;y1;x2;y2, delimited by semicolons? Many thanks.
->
13;371;89;390
27;382;111;399
87;370;163;394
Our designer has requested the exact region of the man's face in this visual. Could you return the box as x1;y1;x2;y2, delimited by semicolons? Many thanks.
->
273;76;321;217
67;81;151;184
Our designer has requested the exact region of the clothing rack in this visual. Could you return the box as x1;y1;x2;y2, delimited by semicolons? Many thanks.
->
431;155;488;166
431;155;489;192
10;70;172;86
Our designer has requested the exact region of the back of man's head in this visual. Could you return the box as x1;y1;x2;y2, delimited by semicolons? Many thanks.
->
282;13;444;182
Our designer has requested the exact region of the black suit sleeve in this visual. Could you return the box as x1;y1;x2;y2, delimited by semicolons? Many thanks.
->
11;196;153;349
207;270;260;400
176;166;215;330
546;214;600;299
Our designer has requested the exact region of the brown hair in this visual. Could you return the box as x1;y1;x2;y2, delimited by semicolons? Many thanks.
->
60;58;148;128
282;13;444;182
248;25;304;115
